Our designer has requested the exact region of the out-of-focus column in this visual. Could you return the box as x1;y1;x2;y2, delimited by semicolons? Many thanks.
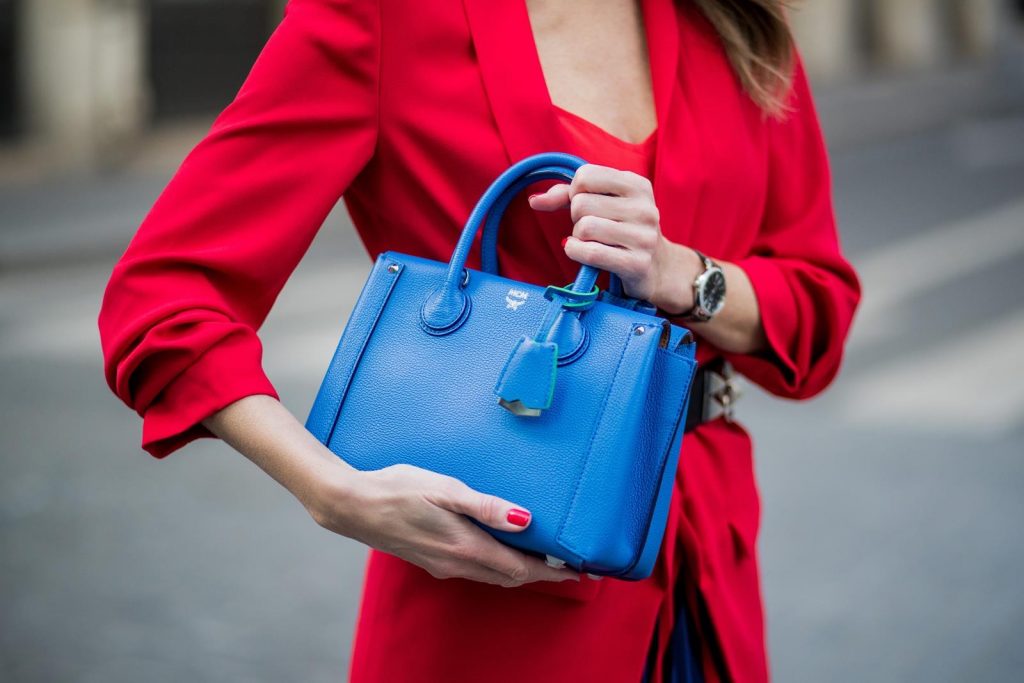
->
789;0;862;84
869;0;948;70
19;0;148;170
953;0;1005;58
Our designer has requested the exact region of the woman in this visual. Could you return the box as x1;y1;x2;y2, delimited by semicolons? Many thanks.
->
98;0;860;680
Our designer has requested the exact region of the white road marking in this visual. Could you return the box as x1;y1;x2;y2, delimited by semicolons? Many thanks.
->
851;198;1024;347
837;309;1024;436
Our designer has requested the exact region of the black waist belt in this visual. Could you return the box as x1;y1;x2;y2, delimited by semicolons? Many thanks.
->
683;358;738;433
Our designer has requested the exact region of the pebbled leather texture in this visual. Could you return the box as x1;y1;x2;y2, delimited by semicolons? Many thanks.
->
305;153;698;579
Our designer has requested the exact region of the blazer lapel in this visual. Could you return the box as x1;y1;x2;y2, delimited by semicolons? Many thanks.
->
462;0;574;279
461;0;569;165
643;0;705;249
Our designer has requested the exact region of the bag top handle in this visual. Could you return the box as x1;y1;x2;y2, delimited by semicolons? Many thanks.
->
477;168;626;298
422;153;603;332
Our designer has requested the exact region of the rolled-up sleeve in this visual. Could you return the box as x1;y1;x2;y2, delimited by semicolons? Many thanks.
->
97;0;380;458
725;54;862;399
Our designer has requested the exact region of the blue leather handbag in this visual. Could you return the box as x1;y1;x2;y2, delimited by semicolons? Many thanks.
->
306;152;698;579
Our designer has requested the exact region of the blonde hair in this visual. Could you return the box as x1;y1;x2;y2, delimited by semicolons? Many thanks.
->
691;0;796;118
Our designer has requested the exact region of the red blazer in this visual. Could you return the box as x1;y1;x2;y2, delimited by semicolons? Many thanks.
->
98;0;861;680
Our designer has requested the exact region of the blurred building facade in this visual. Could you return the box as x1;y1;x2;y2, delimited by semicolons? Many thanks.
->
0;0;1021;172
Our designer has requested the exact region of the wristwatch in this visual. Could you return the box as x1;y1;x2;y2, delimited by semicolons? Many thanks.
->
675;250;726;322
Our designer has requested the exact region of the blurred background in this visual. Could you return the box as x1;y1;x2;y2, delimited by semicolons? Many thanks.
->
2;1;1023;681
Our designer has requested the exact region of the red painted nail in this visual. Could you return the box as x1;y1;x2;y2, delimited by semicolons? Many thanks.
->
561;236;569;248
506;508;530;527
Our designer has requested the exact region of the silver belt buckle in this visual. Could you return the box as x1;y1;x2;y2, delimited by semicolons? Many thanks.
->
705;360;742;423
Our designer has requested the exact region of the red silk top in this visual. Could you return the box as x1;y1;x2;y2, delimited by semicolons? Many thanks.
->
97;0;861;681
553;103;659;179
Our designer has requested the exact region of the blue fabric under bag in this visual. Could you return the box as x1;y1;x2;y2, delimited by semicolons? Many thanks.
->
306;152;698;579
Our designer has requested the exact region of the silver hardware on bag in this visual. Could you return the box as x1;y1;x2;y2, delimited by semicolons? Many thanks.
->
704;360;743;423
545;554;567;569
499;398;541;418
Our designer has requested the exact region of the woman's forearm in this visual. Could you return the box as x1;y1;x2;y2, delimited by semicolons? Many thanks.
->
200;394;357;513
689;259;768;355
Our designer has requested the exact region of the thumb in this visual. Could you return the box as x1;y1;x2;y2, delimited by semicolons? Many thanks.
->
435;477;533;533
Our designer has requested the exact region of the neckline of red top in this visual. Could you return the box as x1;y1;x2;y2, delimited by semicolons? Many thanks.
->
552;103;658;179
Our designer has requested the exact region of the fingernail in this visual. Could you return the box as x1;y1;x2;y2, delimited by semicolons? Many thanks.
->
528;193;539;201
561;236;569;248
506;508;530;527
587;573;603;581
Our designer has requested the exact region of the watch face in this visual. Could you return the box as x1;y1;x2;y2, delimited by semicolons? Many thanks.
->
698;268;727;315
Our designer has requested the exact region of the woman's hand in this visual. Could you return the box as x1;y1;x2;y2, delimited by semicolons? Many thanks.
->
527;163;702;313
202;395;581;588
529;163;768;355
310;462;583;587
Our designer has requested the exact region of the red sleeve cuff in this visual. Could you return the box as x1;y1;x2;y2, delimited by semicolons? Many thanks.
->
140;332;279;458
725;255;802;395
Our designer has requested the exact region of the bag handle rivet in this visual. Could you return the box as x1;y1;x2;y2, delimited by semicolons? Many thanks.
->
387;263;399;274
634;325;646;336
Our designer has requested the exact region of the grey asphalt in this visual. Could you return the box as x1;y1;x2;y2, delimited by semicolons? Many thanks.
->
2;96;1024;681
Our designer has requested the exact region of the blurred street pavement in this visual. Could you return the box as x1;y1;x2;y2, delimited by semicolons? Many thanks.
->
2;80;1024;681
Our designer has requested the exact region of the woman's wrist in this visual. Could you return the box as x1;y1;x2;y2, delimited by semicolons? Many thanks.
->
200;394;362;523
646;239;769;355
250;431;367;532
300;458;367;533
650;237;702;316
